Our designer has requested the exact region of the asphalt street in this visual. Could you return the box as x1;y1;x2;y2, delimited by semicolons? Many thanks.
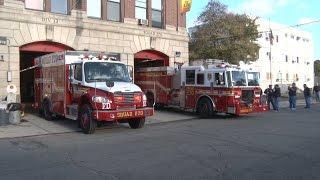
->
0;105;320;180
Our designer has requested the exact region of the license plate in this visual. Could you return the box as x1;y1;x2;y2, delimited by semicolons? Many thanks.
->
116;110;144;118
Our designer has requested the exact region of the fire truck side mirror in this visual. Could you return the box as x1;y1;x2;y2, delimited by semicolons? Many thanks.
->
69;64;75;82
126;65;133;82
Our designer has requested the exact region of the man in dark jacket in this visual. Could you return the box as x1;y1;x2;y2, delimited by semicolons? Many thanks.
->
273;84;281;111
314;84;320;102
264;85;275;110
304;84;311;109
288;83;297;110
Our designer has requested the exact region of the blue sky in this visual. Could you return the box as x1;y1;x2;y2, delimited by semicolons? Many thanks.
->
187;0;320;60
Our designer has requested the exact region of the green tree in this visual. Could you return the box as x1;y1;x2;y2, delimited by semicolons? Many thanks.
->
189;0;260;65
315;60;320;76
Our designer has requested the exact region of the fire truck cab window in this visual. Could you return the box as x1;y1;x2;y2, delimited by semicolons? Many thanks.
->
84;62;131;83
74;64;83;81
214;72;225;86
196;73;204;85
232;71;246;86
186;70;195;84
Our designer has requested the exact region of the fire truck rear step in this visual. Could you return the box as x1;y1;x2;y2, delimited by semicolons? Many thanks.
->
66;104;78;120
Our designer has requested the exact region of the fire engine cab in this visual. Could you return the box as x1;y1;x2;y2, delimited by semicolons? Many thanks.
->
34;51;154;134
135;62;267;117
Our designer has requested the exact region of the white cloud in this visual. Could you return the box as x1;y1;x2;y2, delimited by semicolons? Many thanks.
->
298;18;317;24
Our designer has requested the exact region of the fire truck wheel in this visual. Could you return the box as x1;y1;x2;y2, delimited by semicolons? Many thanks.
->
128;118;145;129
42;101;53;121
196;98;214;118
79;105;97;134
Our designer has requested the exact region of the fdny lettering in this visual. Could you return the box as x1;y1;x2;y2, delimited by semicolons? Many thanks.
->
185;87;195;95
102;103;109;109
134;110;144;116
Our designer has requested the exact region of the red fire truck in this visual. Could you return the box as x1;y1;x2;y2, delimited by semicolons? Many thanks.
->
34;51;154;134
135;62;267;117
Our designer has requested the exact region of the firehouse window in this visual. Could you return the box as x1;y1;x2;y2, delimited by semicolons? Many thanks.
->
25;0;44;10
152;0;162;28
136;0;147;20
196;73;204;85
186;70;195;85
107;0;121;21
74;64;83;81
214;72;225;86
87;0;101;18
51;0;68;14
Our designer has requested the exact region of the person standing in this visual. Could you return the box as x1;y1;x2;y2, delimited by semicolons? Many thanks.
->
313;84;320;102
273;84;281;111
303;84;311;109
264;85;275;110
288;83;297;110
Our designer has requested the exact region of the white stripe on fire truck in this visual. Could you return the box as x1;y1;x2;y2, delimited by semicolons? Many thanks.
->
135;81;171;93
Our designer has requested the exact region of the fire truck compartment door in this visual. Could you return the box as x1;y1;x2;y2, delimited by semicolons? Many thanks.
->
70;63;84;102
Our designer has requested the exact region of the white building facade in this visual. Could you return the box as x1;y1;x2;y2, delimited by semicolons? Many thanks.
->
251;19;314;91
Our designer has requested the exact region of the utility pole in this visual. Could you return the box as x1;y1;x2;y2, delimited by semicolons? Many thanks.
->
269;19;273;86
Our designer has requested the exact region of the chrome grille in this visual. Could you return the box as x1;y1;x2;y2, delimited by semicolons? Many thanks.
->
241;90;254;104
114;92;134;104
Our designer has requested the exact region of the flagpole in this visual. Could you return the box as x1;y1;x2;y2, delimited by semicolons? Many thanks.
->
269;18;273;86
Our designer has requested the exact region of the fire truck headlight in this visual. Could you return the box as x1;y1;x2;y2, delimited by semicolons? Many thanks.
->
92;96;111;104
142;93;147;107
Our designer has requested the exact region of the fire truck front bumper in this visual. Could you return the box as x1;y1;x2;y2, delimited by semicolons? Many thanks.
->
92;107;154;121
254;104;269;112
232;104;268;116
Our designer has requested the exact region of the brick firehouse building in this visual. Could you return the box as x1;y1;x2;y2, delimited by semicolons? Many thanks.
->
0;0;189;103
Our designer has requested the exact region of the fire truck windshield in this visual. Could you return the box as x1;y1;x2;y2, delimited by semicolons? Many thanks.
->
231;71;246;86
84;62;131;83
247;72;260;86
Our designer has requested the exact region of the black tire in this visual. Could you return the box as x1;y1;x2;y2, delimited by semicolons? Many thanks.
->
42;100;53;121
196;98;214;118
79;105;97;134
128;118;145;129
146;92;154;107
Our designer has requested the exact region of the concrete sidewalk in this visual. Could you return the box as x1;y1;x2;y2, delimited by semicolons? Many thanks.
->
0;110;197;139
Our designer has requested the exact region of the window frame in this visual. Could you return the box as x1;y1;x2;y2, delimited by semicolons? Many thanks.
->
185;70;195;85
74;63;83;82
107;0;121;22
151;0;163;28
196;73;205;85
87;0;102;19
214;72;226;86
135;0;147;20
25;0;44;11
50;0;69;14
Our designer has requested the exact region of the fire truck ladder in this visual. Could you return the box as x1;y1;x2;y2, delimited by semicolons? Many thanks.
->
20;65;40;73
